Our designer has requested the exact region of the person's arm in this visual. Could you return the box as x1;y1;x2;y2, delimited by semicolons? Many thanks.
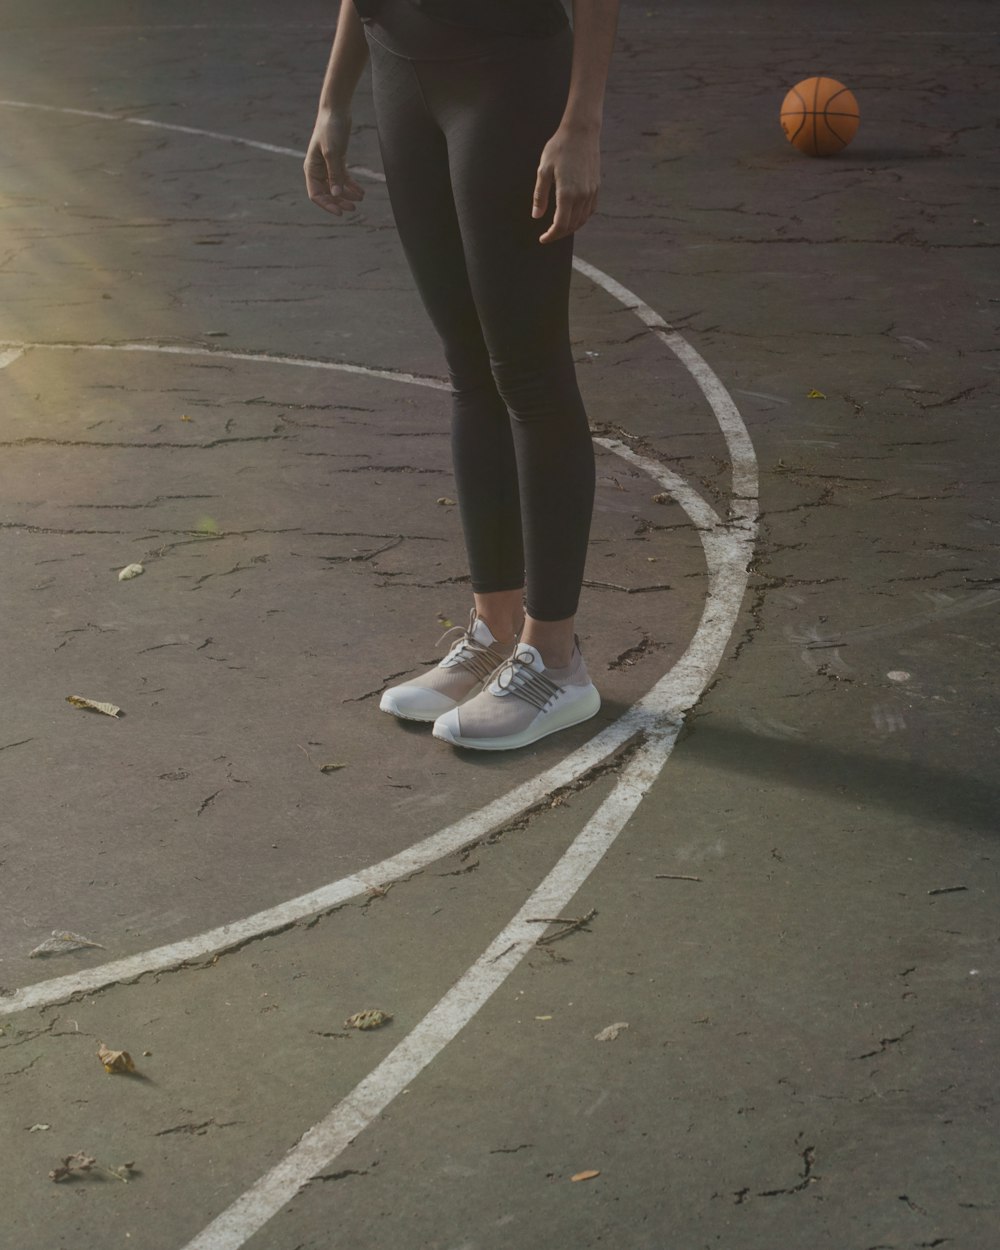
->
533;0;621;244
304;0;370;215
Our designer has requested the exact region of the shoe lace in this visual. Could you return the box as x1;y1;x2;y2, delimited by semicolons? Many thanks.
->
493;651;562;711
435;618;506;684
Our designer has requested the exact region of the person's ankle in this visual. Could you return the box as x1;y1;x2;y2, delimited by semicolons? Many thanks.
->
476;615;521;647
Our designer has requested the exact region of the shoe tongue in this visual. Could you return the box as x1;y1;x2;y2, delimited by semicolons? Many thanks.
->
470;615;498;646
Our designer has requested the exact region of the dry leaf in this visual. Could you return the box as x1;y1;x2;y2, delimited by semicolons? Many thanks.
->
571;1170;601;1182
436;496;456;506
181;414;193;422
66;695;121;718
50;1152;96;1182
118;563;144;581
49;1152;135;1183
97;1044;136;1074
594;1022;629;1042
535;1015;553;1021
29;931;105;958
806;388;826;399
344;1009;392;1031
319;763;346;773
27;1123;51;1132
652;492;671;505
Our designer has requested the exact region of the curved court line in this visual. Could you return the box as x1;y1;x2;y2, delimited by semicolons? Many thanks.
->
0;338;450;392
184;724;682;1250
182;444;755;1248
0;104;757;1020
0;350;740;1014
0;99;759;1244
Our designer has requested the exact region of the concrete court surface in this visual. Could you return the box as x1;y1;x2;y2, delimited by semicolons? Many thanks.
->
0;0;998;1246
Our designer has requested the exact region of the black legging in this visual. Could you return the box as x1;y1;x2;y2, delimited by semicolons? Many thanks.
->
361;0;595;622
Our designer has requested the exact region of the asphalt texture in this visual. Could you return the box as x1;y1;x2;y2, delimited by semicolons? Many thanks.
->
1;1;998;1248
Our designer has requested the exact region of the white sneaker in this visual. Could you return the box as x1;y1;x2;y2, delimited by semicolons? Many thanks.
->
432;640;601;751
379;610;515;723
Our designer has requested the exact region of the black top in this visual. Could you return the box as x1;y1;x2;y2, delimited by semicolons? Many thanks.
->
353;0;568;38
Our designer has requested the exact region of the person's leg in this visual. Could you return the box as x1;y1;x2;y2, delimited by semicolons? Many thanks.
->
425;26;596;668
417;31;602;748
365;33;524;721
364;31;526;627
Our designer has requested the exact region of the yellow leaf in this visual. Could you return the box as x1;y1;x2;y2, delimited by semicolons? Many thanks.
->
97;1044;136;1074
807;388;826;399
344;1009;392;1031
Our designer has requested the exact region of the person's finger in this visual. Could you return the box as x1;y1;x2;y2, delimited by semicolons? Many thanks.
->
532;164;553;220
304;169;345;215
539;188;581;243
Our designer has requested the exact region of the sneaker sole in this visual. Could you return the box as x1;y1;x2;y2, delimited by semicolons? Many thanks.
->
432;688;602;751
379;684;485;724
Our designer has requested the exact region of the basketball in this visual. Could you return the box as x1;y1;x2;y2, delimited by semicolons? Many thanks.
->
780;77;860;156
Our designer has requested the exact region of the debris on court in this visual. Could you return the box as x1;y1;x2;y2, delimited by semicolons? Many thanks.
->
27;1124;51;1133
594;1022;629;1042
527;908;597;946
345;1009;392;1031
49;1152;136;1183
49;1152;97;1182
29;930;105;958
571;1170;601;1182
296;744;347;773
97;1044;137;1075
117;562;144;581
436;496;456;506
66;695;122;718
806;388;826;398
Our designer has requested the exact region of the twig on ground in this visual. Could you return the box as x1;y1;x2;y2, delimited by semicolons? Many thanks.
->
527;909;597;946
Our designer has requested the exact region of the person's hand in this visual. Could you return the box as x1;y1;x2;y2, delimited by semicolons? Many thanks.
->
304;107;366;215
532;123;600;244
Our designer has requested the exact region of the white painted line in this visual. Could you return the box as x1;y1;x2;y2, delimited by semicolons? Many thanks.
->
0;340;449;392
182;724;681;1250
572;258;758;507
0;100;759;1246
0;347;24;370
0;380;743;1018
0;108;757;1031
2;706;650;1015
0;99;382;170
0;416;740;1016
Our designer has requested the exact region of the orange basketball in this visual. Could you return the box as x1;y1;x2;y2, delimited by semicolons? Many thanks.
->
780;77;860;156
